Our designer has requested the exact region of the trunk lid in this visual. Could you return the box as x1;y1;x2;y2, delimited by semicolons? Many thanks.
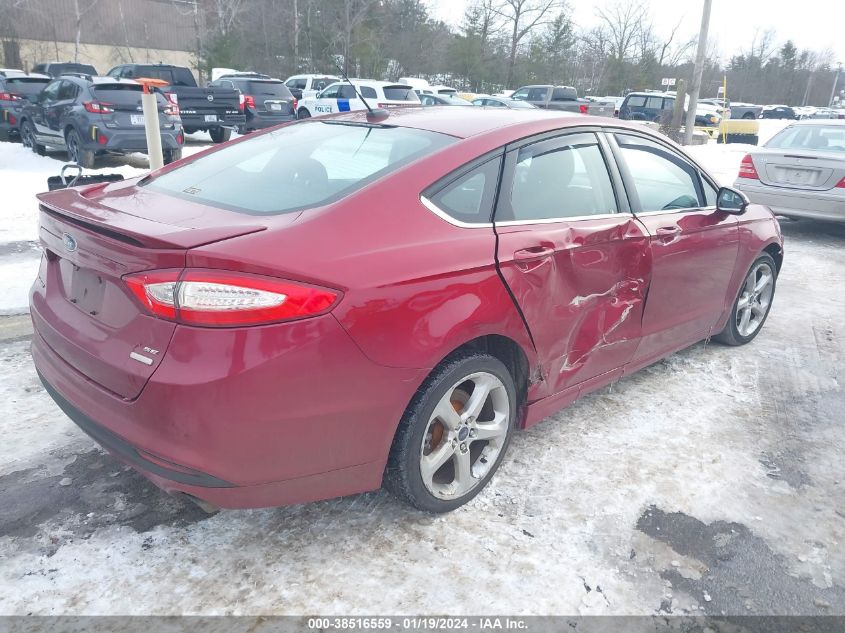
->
32;182;267;399
755;149;845;190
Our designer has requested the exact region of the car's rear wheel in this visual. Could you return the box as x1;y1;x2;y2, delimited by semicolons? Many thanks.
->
65;128;95;168
742;112;755;120
297;108;311;119
208;127;231;143
384;351;516;513
714;253;777;346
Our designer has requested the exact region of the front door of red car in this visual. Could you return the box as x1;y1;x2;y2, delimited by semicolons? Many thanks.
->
609;132;739;366
494;131;651;399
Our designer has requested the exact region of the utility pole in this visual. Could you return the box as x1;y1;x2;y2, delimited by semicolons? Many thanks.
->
830;63;842;108
683;0;712;145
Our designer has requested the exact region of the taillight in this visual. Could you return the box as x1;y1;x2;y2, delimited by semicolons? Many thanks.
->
292;97;298;111
0;92;21;101
84;101;114;114
244;95;256;109
124;269;339;327
165;92;178;105
97;133;108;145
836;176;845;188
579;104;588;114
738;154;759;180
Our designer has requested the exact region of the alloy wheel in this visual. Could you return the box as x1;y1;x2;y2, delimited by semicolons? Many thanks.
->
419;372;510;500
736;261;775;337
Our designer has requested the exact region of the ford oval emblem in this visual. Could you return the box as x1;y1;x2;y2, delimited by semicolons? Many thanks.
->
62;233;77;252
207;94;214;102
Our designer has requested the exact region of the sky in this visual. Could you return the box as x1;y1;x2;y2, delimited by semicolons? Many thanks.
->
422;0;845;65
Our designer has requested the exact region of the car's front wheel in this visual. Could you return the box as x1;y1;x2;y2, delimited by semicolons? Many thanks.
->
21;120;45;155
384;351;516;513
714;253;777;346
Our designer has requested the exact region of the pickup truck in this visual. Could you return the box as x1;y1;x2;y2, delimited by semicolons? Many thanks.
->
106;63;244;142
510;85;614;116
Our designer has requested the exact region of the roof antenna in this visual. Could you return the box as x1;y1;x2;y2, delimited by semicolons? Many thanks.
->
332;55;388;123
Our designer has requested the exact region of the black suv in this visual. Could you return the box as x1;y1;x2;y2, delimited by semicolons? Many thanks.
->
31;62;99;78
209;74;296;133
19;75;183;168
0;71;51;140
107;64;243;142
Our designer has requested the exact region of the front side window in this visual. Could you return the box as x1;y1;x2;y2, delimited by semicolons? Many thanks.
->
615;134;702;212
38;80;61;102
511;88;530;100
626;95;646;108
426;157;502;225
318;84;340;99
57;81;77;101
145;122;455;216
502;133;618;222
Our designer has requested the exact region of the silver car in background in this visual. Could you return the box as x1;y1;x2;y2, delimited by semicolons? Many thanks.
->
734;120;845;222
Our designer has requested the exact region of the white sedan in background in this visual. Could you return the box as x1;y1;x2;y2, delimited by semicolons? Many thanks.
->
295;80;420;119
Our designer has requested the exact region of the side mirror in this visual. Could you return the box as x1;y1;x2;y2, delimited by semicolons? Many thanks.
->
716;186;749;215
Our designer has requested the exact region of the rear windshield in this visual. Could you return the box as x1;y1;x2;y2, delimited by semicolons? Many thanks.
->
382;86;419;102
145;121;455;215
766;125;845;151
54;63;97;76
6;77;50;94
92;84;168;106
243;80;292;98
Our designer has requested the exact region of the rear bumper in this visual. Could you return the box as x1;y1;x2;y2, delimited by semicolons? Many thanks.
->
180;113;246;130
735;179;845;222
0;107;22;132
30;306;427;508
244;110;296;130
85;128;183;152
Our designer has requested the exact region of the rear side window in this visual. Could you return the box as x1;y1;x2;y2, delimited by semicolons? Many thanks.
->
313;77;334;91
502;133;618;221
645;96;663;109
360;86;377;99
382;86;419;102
551;87;576;101
426;156;502;225
57;81;78;100
145;122;455;215
626;96;646;107
6;77;50;94
93;84;168;106
615;134;702;211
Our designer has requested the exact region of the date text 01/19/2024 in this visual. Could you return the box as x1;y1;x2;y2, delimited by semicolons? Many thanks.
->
306;617;528;630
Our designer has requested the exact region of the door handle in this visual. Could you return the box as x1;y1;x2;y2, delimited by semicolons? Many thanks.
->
514;246;555;263
655;226;681;242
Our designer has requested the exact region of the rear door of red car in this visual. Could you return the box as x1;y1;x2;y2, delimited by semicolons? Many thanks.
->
607;132;739;366
493;130;651;399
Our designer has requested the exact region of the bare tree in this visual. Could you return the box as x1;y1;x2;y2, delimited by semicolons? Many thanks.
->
493;0;565;88
72;0;99;62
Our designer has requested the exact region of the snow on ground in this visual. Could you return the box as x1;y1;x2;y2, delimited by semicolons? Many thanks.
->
0;133;217;314
0;119;843;616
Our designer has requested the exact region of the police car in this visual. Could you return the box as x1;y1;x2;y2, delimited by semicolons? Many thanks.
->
295;80;420;119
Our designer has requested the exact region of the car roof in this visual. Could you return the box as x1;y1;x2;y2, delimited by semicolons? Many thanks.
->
791;118;845;126
1;72;50;80
323;106;629;140
626;91;673;98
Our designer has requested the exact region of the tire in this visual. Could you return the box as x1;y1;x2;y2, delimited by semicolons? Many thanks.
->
183;127;197;135
65;128;95;168
208;126;231;143
713;253;778;346
297;108;311;120
742;112;755;120
163;148;182;164
20;120;46;155
384;351;517;513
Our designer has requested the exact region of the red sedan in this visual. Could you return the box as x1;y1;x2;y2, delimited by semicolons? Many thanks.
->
30;107;783;513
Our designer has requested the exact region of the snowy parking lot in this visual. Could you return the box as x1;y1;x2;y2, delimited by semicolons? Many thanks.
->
0;122;843;616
